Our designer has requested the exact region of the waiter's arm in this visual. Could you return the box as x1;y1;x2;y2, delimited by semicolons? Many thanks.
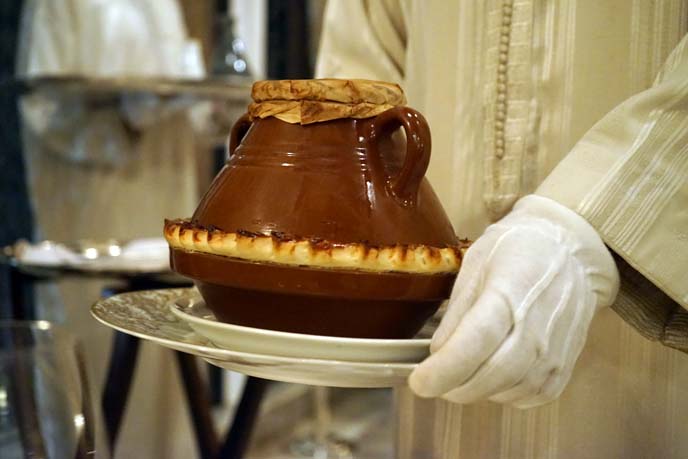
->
538;34;688;352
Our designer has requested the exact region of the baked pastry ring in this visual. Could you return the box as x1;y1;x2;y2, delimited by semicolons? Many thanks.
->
164;219;468;275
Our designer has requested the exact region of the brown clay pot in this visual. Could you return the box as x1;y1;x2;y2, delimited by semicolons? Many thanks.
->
172;105;459;338
170;249;456;338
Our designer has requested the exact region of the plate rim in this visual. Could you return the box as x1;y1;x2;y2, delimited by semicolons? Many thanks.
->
90;293;417;371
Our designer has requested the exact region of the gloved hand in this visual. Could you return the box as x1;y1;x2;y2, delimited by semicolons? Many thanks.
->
409;195;619;408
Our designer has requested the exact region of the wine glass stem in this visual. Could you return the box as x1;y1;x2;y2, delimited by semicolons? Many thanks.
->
313;386;332;445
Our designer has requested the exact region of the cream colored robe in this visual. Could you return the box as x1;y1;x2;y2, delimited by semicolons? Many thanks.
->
317;0;688;457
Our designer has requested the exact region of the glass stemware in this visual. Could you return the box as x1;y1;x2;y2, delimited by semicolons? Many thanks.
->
0;321;105;458
288;386;354;459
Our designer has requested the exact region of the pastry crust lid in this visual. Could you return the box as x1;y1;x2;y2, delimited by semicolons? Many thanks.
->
164;219;468;275
248;100;396;125
251;79;407;106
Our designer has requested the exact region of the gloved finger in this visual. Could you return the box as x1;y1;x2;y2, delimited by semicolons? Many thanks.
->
509;275;592;409
435;226;554;354
431;264;481;353
409;290;512;398
439;326;539;404
488;278;575;405
488;361;556;405
513;315;590;408
511;366;571;409
430;236;496;351
431;226;527;355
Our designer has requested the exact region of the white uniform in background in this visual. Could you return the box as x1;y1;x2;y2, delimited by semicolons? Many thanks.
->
18;1;202;457
318;1;688;457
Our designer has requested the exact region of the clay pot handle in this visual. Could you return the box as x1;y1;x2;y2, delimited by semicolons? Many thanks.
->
227;113;252;157
370;106;431;203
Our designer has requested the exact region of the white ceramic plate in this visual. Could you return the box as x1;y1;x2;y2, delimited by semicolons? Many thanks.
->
91;288;417;388
170;296;431;363
5;238;171;275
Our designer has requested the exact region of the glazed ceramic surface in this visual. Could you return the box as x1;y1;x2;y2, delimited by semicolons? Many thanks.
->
170;88;461;338
91;288;419;387
193;110;457;246
170;249;453;338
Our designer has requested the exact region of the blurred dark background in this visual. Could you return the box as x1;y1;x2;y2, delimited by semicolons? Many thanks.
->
0;1;35;317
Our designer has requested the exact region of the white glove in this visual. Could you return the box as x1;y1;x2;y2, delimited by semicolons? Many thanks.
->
409;195;619;408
